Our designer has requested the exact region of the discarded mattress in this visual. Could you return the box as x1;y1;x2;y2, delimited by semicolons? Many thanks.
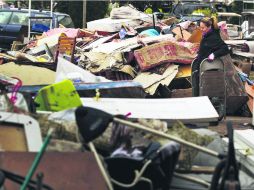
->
134;41;199;71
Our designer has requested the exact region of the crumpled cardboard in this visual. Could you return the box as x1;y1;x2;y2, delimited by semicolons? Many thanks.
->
0;62;55;85
134;64;178;95
56;57;110;83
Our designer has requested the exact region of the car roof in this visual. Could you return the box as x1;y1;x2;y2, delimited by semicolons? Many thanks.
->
218;12;242;17
242;12;254;16
0;8;68;16
179;2;213;6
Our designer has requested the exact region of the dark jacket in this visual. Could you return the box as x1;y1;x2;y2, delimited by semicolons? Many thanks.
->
197;28;229;62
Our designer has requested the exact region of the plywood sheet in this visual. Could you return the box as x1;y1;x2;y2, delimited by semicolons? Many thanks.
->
0;152;108;190
81;96;219;123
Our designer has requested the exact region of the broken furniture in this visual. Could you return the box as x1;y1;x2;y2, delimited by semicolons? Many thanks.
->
0;111;42;151
199;58;226;120
54;33;76;65
105;141;181;190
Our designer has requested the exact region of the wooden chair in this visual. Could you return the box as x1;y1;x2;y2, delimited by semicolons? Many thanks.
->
54;33;76;64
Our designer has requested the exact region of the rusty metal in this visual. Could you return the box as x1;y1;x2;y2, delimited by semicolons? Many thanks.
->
223;55;248;114
0;152;108;190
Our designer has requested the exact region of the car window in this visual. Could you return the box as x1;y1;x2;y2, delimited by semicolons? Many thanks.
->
0;11;12;24
57;15;74;28
9;12;28;25
182;4;211;15
32;13;51;27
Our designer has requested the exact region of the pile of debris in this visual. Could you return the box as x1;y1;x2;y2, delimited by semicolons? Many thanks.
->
1;5;254;190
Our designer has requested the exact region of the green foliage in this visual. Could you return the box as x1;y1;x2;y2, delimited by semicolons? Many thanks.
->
105;2;120;18
87;1;109;22
55;1;109;28
230;1;243;14
192;8;217;17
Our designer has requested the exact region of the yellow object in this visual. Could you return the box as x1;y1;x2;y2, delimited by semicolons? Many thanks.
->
244;148;252;156
176;65;192;78
35;79;82;111
93;89;100;102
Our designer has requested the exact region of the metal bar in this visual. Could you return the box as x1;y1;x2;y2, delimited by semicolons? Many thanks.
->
20;128;54;190
29;16;53;20
173;172;210;188
28;0;31;39
50;0;53;29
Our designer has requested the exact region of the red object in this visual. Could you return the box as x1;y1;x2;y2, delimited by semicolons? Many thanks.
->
134;41;198;71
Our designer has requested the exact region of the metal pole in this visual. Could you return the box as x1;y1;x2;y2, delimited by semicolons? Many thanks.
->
82;0;87;28
50;0;53;29
20;129;54;190
173;172;210;188
113;118;222;159
28;0;31;39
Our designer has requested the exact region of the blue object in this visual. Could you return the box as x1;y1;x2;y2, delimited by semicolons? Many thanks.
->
140;29;160;36
238;71;254;85
32;23;50;32
119;28;127;39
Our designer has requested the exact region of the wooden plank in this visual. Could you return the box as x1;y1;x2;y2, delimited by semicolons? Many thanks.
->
81;96;219;123
0;152;108;190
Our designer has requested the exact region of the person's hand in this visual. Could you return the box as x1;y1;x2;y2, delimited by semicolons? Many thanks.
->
207;53;215;62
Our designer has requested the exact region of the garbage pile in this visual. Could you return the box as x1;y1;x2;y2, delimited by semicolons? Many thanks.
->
1;5;254;190
0;5;203;96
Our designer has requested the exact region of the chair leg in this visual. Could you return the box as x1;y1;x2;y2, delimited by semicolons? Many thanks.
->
88;142;114;190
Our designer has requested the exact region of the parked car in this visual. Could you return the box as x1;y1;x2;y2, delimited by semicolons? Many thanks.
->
171;2;216;19
0;8;74;49
241;11;254;39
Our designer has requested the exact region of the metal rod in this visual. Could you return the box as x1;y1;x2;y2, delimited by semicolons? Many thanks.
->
152;13;155;29
50;0;53;29
113;118;221;158
88;142;114;190
20;128;54;190
173;172;210;188
28;0;31;39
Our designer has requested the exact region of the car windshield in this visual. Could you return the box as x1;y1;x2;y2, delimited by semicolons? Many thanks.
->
0;11;12;24
182;4;212;15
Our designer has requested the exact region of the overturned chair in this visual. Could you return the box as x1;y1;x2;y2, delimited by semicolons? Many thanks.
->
199;58;226;119
75;106;181;190
105;141;181;190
